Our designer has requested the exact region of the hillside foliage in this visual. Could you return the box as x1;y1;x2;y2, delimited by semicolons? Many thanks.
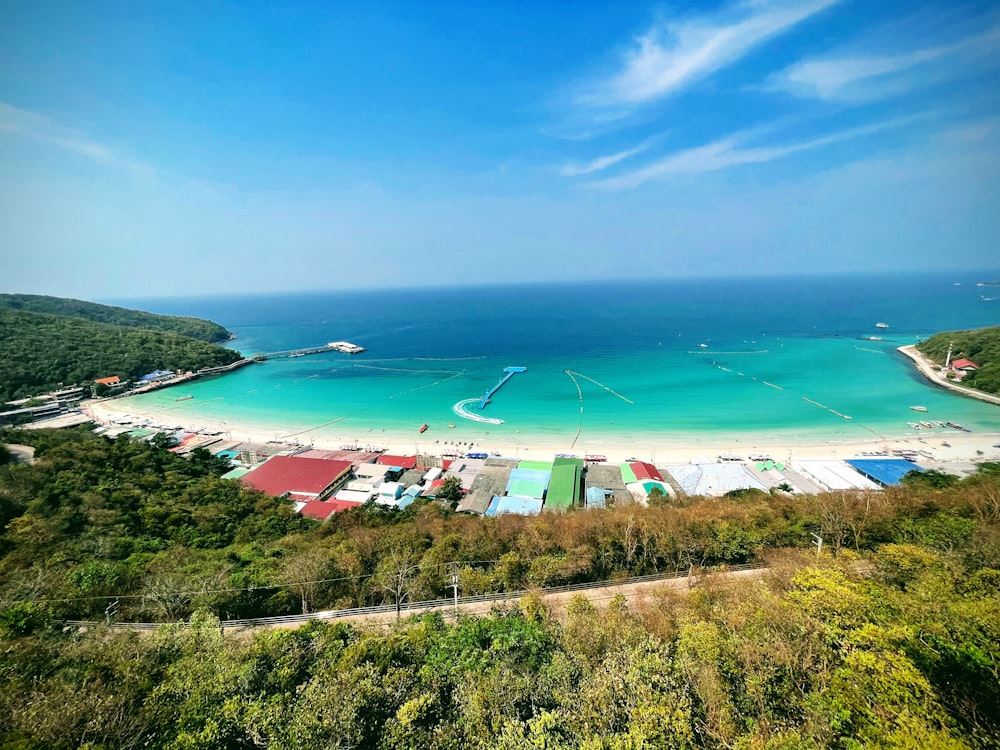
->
0;309;243;402
0;293;232;342
0;428;998;747
918;325;1000;395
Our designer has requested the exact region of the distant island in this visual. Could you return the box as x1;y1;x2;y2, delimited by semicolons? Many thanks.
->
0;294;242;404
916;325;1000;397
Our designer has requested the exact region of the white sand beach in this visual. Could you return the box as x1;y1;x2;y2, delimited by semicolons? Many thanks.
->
85;397;1000;467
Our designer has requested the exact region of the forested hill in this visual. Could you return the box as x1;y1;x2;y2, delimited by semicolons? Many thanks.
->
0;426;998;747
0;309;243;402
917;325;1000;396
0;294;233;343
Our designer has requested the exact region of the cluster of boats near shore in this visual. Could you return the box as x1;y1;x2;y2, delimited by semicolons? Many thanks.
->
906;418;971;432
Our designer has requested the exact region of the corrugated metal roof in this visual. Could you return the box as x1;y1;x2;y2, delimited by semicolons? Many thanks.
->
845;458;922;486
545;464;580;509
242;455;352;497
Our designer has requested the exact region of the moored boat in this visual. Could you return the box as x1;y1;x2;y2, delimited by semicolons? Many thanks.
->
419;423;428;433
910;405;927;412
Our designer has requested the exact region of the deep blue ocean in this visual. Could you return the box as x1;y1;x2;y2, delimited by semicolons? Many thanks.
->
110;272;1000;453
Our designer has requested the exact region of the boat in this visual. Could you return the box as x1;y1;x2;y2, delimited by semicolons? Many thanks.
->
419;424;428;433
174;395;194;401
875;322;889;329
448;422;455;428
698;343;708;348
860;336;883;341
910;405;927;412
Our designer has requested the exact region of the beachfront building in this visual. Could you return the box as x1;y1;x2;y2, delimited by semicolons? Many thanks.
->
793;460;881;492
241;455;352;502
844;459;923;487
545;457;584;512
621;461;674;504
138;369;176;383
662;461;769;497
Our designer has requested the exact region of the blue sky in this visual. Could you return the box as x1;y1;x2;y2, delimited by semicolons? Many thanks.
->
2;0;999;298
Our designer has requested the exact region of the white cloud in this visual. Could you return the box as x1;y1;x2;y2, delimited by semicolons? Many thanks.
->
0;102;153;175
579;0;841;109
768;24;1000;101
559;142;651;176
588;114;929;190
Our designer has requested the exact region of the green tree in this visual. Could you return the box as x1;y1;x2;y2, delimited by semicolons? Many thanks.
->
437;475;464;505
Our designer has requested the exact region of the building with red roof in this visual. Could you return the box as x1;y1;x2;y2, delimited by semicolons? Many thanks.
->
951;358;978;371
629;461;665;482
242;455;352;500
297;499;362;520
376;454;419;469
94;376;121;386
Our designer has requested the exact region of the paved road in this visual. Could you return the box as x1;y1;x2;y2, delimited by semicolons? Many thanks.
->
246;566;768;633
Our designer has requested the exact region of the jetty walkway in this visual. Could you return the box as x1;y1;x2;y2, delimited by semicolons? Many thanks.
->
479;366;527;409
257;341;366;360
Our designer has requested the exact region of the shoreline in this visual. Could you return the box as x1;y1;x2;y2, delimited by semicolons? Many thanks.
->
87;398;1000;467
897;345;1000;407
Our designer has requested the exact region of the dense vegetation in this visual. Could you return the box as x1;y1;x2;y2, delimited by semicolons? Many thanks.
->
0;309;243;402
1;427;999;624
1;428;998;747
0;293;233;343
918;325;1000;396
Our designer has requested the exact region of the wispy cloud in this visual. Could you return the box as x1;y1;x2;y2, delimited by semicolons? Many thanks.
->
559;141;651;176
0;102;152;175
587;114;930;190
578;0;841;110
767;24;1000;102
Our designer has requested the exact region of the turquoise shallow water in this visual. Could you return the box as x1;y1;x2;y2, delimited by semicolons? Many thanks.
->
113;273;1000;450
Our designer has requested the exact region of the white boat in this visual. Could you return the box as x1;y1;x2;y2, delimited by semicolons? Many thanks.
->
910;405;927;412
875;322;889;329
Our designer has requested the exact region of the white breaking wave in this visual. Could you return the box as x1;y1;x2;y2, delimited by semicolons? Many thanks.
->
453;398;504;424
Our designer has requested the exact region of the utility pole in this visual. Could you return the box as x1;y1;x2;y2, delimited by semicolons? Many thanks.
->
811;532;823;557
447;566;459;618
105;599;119;625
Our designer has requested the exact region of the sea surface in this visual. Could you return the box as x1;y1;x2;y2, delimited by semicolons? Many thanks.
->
110;273;1000;452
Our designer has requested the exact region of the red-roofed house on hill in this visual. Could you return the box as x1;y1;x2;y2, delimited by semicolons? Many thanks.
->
950;358;978;371
241;456;351;500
